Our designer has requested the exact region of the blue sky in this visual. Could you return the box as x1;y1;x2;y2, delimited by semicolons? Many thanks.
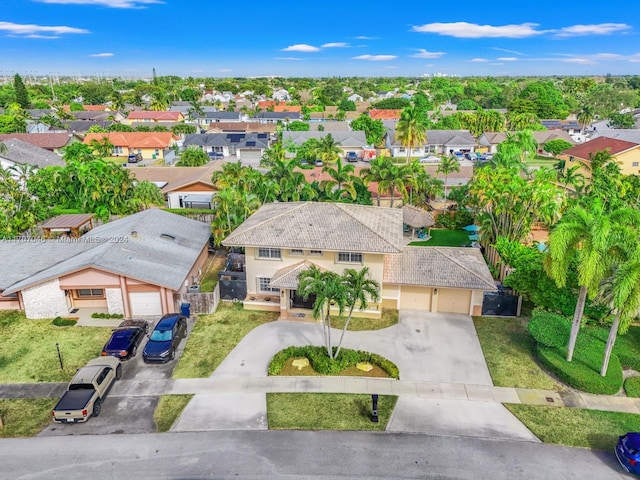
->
3;0;640;78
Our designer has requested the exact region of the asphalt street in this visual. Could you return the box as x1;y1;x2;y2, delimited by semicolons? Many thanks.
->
0;431;627;480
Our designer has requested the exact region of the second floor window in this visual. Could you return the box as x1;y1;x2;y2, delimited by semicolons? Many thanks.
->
257;247;281;259
337;252;363;264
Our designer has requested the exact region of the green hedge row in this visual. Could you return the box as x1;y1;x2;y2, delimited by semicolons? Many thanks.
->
268;345;399;379
625;377;640;398
527;310;571;347
91;312;124;319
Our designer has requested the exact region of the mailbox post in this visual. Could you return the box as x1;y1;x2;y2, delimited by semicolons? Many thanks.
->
371;394;379;423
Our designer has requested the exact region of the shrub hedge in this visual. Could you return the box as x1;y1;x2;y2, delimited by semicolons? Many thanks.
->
90;312;124;319
268;346;399;379
529;309;623;394
52;317;77;326
527;311;571;347
624;376;640;398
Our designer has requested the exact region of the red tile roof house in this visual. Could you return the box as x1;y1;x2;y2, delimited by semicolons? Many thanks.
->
125;111;184;125
558;136;640;179
368;109;403;121
83;132;178;161
0;133;79;155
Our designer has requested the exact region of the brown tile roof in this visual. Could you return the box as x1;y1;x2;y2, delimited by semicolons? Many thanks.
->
369;109;403;120
269;260;327;288
384;246;496;290
127;111;183;121
223;202;404;253
128;163;222;193
83;132;176;149
0;133;74;150
42;213;94;229
562;136;639;159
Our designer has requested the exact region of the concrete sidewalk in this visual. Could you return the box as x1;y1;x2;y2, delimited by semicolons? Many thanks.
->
5;376;639;414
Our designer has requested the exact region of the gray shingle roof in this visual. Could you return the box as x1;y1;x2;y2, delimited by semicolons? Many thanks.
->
1;209;211;295
383;246;496;290
282;131;367;148
0;138;65;168
388;129;476;148
223;202;404;253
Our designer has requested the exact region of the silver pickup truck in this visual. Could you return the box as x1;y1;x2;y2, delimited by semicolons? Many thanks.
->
51;356;122;424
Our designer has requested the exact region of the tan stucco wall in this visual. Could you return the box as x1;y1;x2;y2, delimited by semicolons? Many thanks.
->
562;147;640;180
244;247;385;295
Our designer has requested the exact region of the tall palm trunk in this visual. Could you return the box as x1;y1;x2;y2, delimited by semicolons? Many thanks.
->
601;312;621;376
567;285;587;361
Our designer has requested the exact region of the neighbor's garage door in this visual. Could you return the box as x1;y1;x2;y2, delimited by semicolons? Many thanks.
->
238;149;262;162
129;291;163;316
399;286;432;310
436;288;471;314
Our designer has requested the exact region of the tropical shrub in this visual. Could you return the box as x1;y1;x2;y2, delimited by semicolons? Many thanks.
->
52;317;77;326
527;310;571;348
435;210;474;229
268;346;399;379
624;376;640;398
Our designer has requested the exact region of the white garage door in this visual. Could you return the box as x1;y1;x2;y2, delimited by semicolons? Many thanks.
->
238;149;262;162
129;291;163;316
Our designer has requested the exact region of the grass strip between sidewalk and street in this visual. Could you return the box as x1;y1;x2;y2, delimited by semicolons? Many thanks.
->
154;395;194;432
267;393;397;430
505;404;640;451
0;399;57;438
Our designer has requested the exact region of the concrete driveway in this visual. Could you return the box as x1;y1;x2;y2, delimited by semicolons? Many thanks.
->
39;316;196;437
172;311;536;441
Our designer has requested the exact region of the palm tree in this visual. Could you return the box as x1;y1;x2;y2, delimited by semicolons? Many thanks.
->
311;134;342;165
360;157;392;206
597;249;640;376
395;105;426;163
320;157;358;201
545;200;640;361
89;137;114;158
298;266;346;358
436;156;460;206
333;267;380;358
577;105;596;133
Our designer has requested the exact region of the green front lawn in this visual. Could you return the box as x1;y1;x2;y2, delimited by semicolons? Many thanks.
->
473;316;563;390
172;303;278;378
409;229;470;247
154;394;193;432
0;310;112;383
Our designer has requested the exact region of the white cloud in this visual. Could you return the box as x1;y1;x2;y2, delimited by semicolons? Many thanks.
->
275;57;303;61
35;0;163;8
0;21;89;36
561;58;596;64
412;22;544;38
281;44;320;52
497;57;518;61
219;68;232;73
355;36;377;40
321;42;348;48
353;54;397;61
556;23;631;37
89;52;113;57
470;58;488;62
410;48;445;59
21;34;60;39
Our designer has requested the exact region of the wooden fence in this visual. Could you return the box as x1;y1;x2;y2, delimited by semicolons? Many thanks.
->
174;284;220;314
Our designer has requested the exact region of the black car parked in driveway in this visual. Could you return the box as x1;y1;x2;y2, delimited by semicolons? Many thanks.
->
101;319;149;360
142;313;188;363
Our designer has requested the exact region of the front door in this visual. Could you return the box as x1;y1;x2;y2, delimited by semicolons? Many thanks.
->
291;291;315;309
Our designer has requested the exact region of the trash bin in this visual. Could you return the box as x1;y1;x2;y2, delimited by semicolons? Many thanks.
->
180;303;191;317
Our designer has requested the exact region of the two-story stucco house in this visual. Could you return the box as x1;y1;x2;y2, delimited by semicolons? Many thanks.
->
558;136;640;180
222;202;496;320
